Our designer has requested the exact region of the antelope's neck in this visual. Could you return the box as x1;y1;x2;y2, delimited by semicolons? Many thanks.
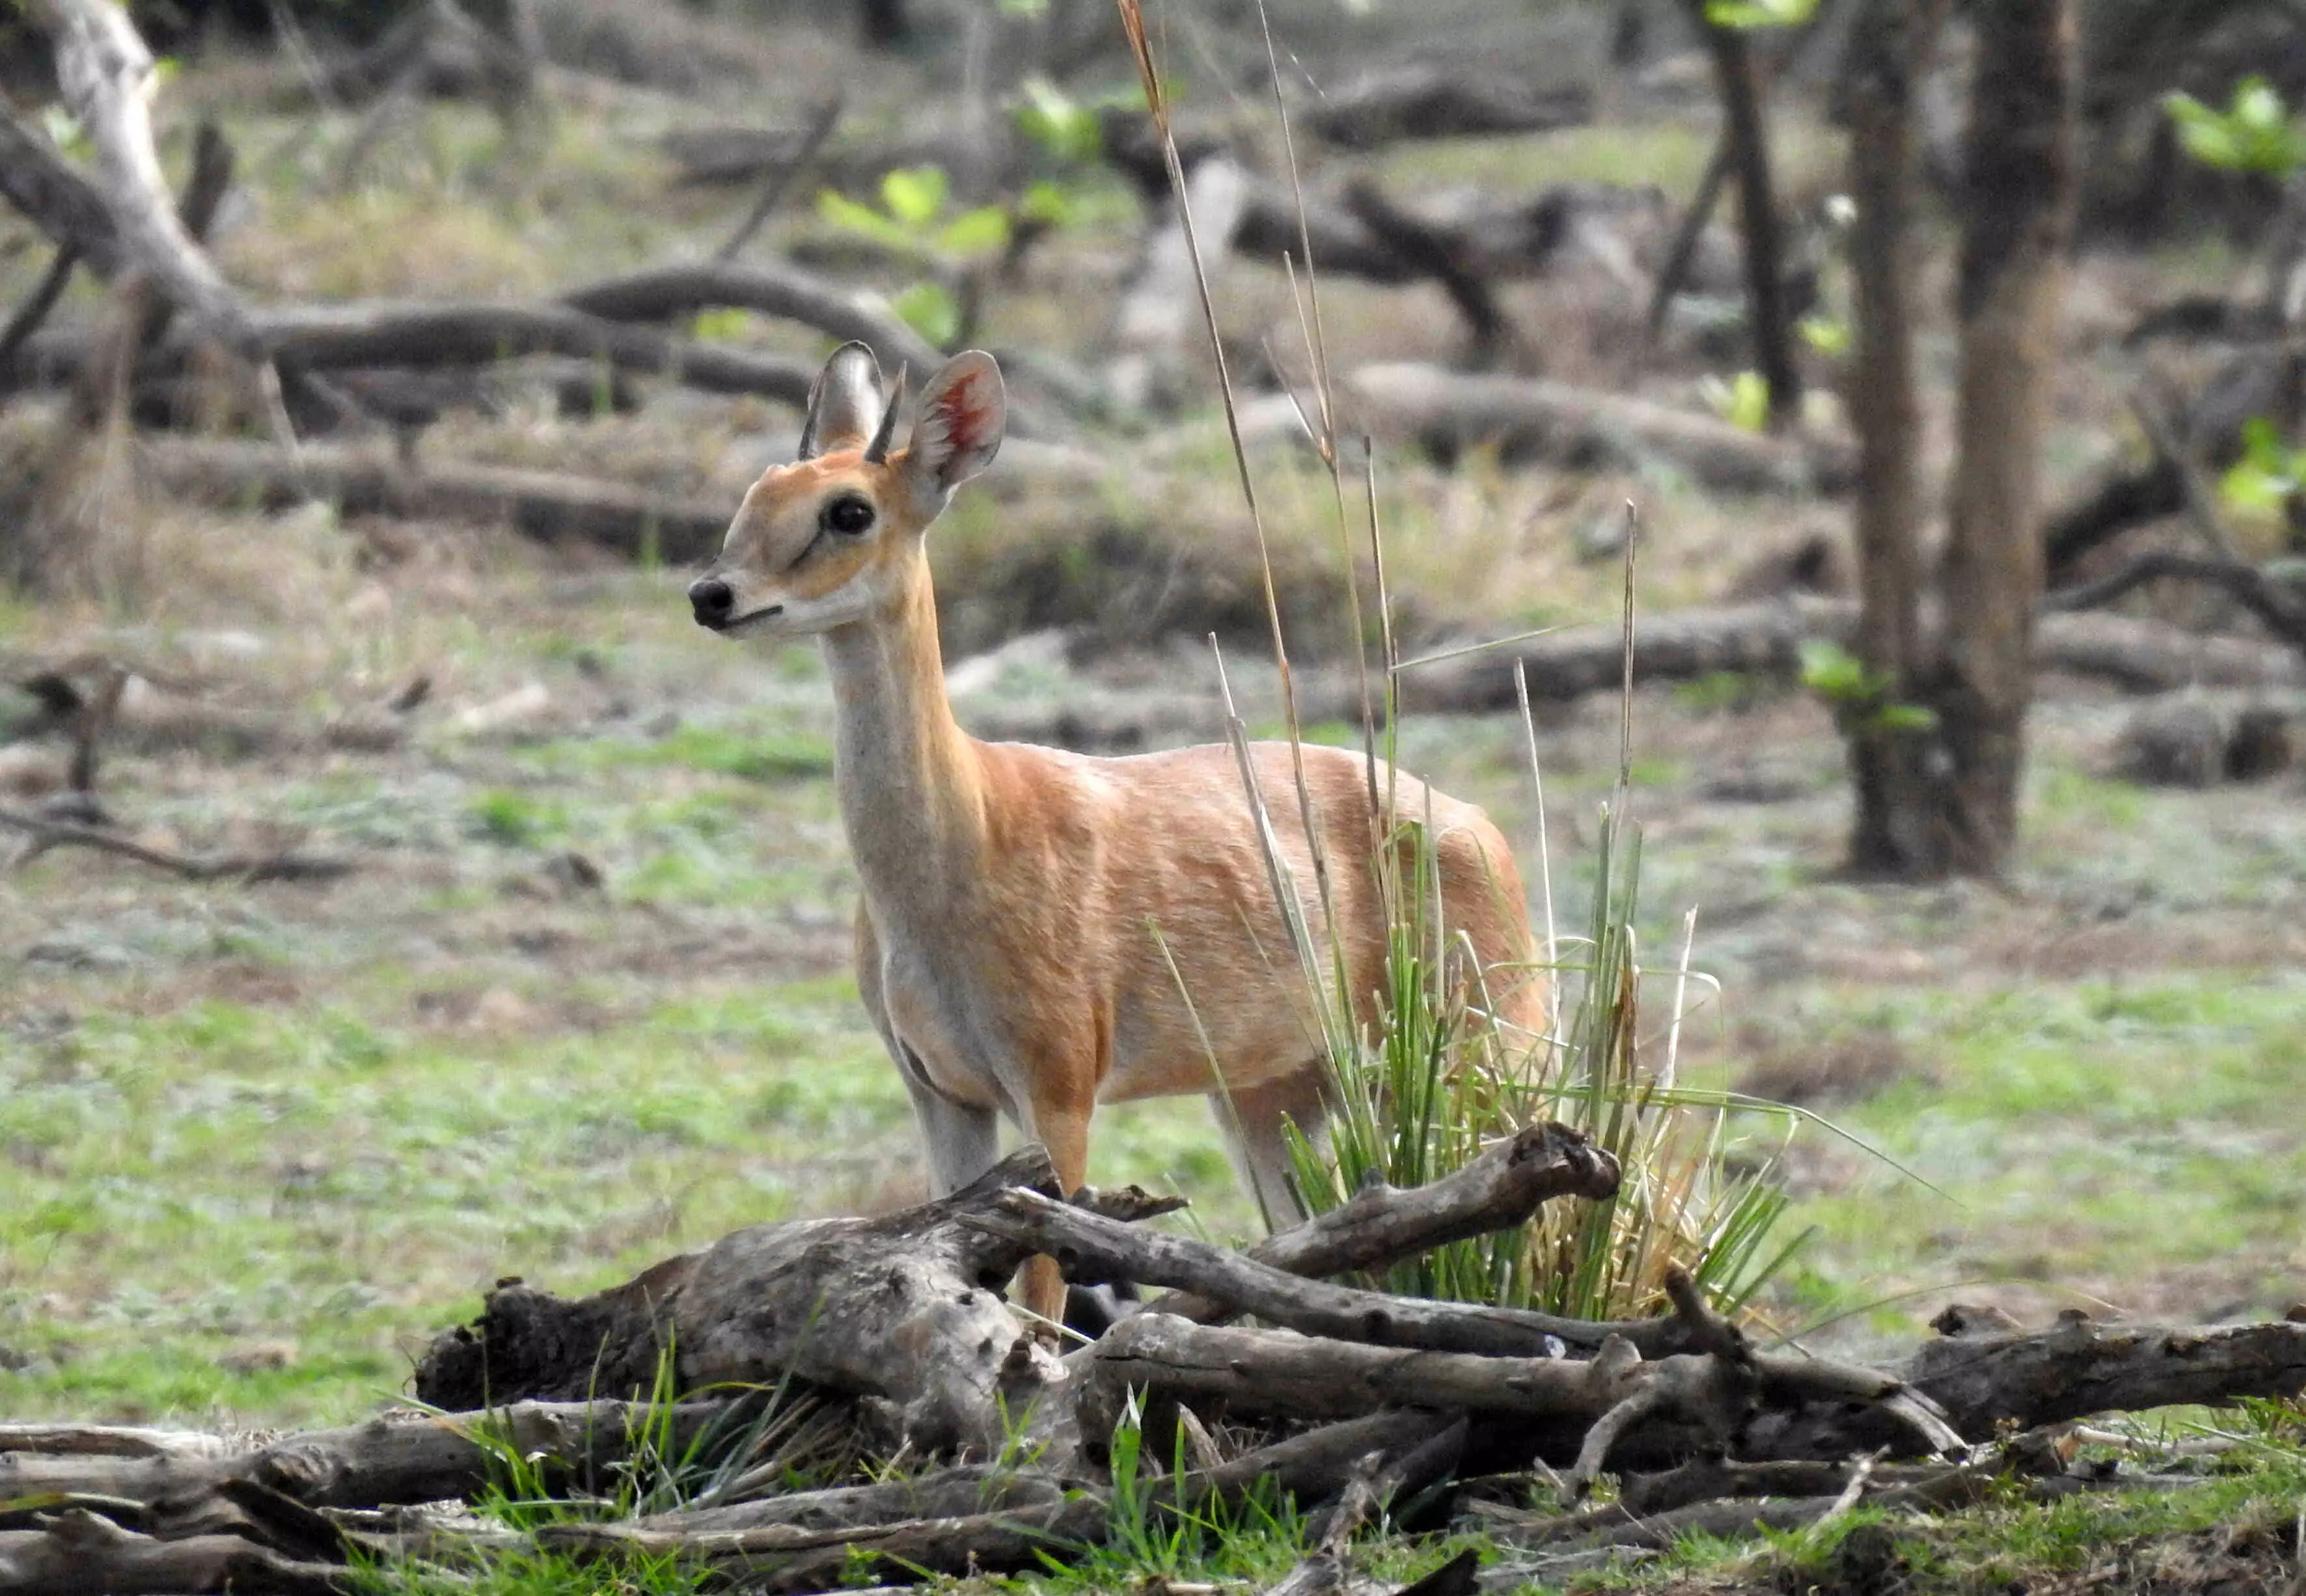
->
820;558;987;915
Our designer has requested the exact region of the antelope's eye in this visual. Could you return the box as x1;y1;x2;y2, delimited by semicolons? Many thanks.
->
823;495;875;536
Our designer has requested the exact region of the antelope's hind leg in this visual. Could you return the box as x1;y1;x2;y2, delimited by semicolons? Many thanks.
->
1209;1071;1332;1230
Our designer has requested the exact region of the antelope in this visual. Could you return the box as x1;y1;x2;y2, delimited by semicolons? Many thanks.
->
687;342;1544;1325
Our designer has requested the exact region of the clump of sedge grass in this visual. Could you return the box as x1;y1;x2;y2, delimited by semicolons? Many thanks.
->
1115;0;1810;1324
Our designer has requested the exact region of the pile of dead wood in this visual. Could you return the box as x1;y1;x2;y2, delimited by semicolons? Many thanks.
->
7;1125;2305;1593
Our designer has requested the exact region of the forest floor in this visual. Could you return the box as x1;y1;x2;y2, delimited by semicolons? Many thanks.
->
1;11;2303;1591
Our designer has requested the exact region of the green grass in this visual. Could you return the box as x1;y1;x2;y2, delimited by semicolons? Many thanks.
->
0;980;902;1424
1768;974;2306;1341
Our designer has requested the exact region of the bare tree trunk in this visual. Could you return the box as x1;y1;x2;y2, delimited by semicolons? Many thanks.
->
1932;0;2080;874
1682;2;1802;425
1842;0;1951;874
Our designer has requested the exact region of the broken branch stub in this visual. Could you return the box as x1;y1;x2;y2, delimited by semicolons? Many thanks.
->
1142;1120;1621;1323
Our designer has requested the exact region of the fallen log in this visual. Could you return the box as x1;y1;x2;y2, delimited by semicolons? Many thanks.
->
2046;551;2306;653
0;1399;732;1509
10;298;816;407
1906;1317;2306;1440
137;436;731;563
2114;689;2301;787
1746;1316;2306;1462
0;1520;348;1596
1359;598;2306;718
1097;113;1653;290
1078;1313;1754;1468
1342;363;1856;495
563;260;939;374
413;1148;1064;1457
1293;66;1590;148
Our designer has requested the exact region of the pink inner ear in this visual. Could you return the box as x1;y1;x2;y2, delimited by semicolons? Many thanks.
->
937;376;993;454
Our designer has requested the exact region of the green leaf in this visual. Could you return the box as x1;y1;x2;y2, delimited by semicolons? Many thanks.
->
2221;458;2295;514
1797;639;1872;703
2242;415;2290;473
1871;702;1939;733
816;189;916;253
1019;179;1078;228
1797;313;1850;356
879;165;948;228
935;204;1012;258
689;307;756;344
891;281;960;347
1705;0;1819;27
1015;76;1103;163
1703;370;1772;432
2164;79;2306;176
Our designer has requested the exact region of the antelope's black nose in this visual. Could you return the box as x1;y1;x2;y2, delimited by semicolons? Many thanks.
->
689;577;734;627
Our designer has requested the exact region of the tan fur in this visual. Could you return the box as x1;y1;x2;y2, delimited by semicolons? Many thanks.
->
694;349;1544;1326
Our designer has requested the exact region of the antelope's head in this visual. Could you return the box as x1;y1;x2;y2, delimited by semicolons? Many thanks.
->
688;342;1005;638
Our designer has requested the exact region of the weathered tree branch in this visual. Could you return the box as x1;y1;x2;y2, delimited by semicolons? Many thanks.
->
137;436;731;563
2046;552;2306;653
29;0;269;366
967;1185;1625;1360
1294;67;1589;148
413;1147;1065;1457
562;259;940;374
0;1399;734;1509
0;805;360;883
1342;363;1855;495
1146;1121;1622;1322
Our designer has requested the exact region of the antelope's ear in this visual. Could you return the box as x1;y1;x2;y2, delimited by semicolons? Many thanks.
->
906;350;1006;499
799;341;885;460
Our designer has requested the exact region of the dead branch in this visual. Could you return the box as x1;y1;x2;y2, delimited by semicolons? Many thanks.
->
0;805;359;883
715;90;844;262
965;1183;1633;1360
0;1518;350;1596
1293;66;1590;148
11;297;815;407
562;258;939;374
413;1148;1067;1457
1095;113;1647;290
1078;1312;1744;1449
0;247;81;376
2047;552;2306;653
1341;598;2306;720
0;102;126;279
0;1399;732;1509
1643;131;1735;346
535;1409;1458;1593
1906;1317;2306;1440
28;0;269;367
137;436;730;563
1342;181;1508;368
1341;363;1855;495
1144;1121;1623;1322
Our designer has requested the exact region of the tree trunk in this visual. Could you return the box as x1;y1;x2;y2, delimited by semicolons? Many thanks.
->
1682;3;1802;425
1842;0;1951;874
1932;0;2080;874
